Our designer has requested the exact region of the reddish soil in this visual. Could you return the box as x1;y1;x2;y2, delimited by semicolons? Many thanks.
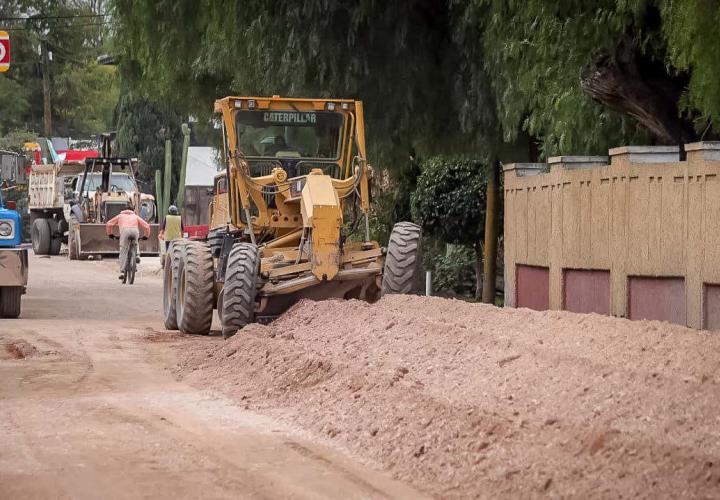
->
174;295;720;498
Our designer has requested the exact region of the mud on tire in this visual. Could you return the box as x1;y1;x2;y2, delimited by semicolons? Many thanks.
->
382;222;423;295
162;240;186;330
175;241;215;335
221;242;259;339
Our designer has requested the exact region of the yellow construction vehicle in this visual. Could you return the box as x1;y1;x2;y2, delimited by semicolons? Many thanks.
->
163;96;422;337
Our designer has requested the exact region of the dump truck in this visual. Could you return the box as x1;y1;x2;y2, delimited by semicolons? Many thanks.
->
163;95;422;337
0;188;29;318
28;134;159;258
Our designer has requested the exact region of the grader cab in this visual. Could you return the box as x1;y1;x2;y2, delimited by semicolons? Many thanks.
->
163;96;422;337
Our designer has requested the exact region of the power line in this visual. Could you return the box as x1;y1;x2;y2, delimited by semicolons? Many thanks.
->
0;14;109;22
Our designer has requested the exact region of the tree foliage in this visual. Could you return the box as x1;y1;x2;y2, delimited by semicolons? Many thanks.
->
411;156;489;298
112;0;489;167
0;0;116;136
114;91;183;190
475;0;720;153
411;157;488;246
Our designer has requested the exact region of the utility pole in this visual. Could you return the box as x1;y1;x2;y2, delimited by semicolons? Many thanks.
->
481;158;500;304
41;40;52;137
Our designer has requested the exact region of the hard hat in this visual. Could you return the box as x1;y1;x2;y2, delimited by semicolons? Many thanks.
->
168;205;179;215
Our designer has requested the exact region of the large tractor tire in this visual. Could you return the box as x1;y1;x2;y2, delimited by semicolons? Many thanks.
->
175;241;214;335
0;286;22;318
221;242;259;339
162;240;187;330
47;219;62;256
31;218;51;255
382;222;423;295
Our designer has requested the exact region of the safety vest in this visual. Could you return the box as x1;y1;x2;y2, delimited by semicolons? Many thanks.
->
164;215;182;241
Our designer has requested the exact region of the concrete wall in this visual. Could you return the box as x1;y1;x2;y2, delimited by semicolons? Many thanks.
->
503;142;720;329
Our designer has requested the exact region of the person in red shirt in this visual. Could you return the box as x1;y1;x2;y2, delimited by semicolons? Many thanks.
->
106;204;151;280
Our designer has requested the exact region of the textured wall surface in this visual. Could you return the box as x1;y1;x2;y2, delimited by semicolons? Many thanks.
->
503;142;720;329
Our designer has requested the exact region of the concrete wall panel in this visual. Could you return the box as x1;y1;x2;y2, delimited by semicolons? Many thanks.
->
504;142;720;329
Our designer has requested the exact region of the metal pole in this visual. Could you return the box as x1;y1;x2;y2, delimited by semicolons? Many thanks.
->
425;271;432;296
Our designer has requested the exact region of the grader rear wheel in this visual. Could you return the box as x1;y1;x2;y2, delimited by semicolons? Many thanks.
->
221;242;259;339
382;222;423;295
162;240;186;330
175;241;214;335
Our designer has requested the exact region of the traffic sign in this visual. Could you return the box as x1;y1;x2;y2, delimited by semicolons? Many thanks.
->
0;31;9;72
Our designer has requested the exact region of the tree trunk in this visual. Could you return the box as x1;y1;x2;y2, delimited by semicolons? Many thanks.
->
580;36;698;145
41;41;52;137
473;241;483;301
481;159;499;304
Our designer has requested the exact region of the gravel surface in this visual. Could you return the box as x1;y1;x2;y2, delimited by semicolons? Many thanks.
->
174;295;720;498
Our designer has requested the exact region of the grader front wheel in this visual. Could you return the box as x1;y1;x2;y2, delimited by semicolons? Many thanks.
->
162;240;186;330
382;222;423;295
221;242;260;339
175;241;214;335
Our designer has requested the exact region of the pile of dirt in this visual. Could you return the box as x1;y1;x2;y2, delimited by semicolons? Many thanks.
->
173;295;720;498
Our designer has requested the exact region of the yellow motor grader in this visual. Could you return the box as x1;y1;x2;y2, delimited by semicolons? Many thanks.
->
163;96;422;337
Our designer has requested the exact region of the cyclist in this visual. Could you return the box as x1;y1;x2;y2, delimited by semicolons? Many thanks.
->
159;205;184;251
106;203;151;280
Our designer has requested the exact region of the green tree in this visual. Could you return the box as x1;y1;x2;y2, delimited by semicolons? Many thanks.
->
0;0;115;137
114;91;183;193
411;157;488;299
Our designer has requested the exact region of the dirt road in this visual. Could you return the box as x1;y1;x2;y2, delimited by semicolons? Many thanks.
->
0;255;424;499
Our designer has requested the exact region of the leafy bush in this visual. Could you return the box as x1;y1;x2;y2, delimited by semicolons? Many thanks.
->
411;156;488;298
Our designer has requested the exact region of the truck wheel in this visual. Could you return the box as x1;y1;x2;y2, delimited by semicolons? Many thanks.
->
47;219;62;255
382;222;423;295
175;241;214;335
162;240;186;330
31;218;51;255
0;286;22;319
221;242;259;339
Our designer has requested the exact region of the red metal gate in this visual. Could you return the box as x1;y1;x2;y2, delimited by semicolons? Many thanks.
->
563;269;610;315
704;284;720;330
628;276;686;325
516;265;549;311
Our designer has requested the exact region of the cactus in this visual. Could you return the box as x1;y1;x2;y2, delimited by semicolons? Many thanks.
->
162;138;172;217
175;123;190;211
155;169;163;219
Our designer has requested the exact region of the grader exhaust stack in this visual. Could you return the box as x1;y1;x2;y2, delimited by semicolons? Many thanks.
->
162;96;422;338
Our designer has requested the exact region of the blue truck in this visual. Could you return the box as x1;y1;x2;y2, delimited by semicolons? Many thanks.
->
0;188;29;318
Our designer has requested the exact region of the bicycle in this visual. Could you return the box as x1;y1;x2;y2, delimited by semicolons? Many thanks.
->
109;234;148;285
